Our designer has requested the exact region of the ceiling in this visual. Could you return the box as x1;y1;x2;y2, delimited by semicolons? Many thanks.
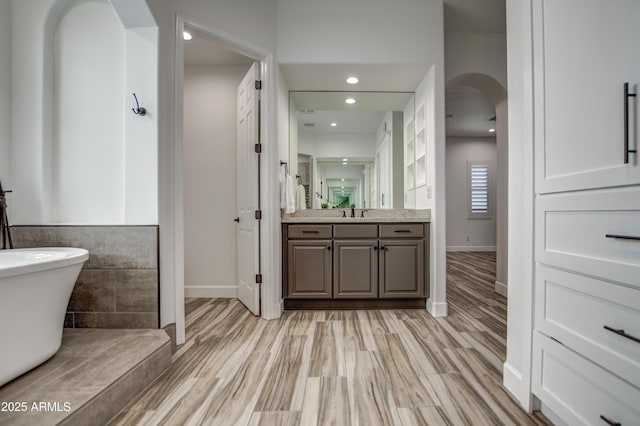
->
183;0;506;137
184;29;253;66
445;86;496;137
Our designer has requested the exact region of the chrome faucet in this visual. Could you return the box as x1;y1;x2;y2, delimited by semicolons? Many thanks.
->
350;204;356;218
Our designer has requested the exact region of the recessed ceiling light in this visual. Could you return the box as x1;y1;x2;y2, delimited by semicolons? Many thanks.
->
330;122;337;127
345;98;356;105
342;158;348;162
183;31;192;41
341;186;345;189
341;178;345;181
342;162;348;165
488;128;496;133
346;76;359;85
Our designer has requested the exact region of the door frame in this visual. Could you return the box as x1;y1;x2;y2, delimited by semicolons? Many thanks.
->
171;14;279;345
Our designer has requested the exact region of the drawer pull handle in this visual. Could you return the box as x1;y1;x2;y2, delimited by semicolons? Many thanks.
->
600;414;621;426
605;234;640;241
604;325;640;344
624;82;637;164
302;230;319;234
394;230;412;233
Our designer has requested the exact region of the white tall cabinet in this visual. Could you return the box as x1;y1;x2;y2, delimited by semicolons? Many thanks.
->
531;1;640;424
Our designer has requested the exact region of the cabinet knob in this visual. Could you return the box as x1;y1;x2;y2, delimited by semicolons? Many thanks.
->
373;246;378;251
327;246;331;251
380;246;386;251
234;217;240;223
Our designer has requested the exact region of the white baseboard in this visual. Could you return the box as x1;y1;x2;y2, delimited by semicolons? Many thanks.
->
495;280;508;297
540;402;567;426
427;298;448;317
447;245;497;252
503;361;532;410
184;285;237;298
262;300;284;320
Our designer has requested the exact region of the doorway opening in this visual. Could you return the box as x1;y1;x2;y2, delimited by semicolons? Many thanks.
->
173;18;270;345
445;73;508;297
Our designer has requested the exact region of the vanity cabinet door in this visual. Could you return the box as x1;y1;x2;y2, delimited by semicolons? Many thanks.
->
379;239;424;298
333;240;378;298
287;240;332;298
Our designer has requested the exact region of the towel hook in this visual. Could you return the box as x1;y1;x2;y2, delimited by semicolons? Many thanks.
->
131;93;147;116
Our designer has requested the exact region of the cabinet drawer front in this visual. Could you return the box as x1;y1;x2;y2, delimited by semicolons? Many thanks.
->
379;224;424;238
288;224;332;239
532;332;640;425
536;266;640;388
536;188;640;288
333;224;378;239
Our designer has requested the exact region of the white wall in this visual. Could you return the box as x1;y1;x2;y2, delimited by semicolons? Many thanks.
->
299;132;376;159
53;2;125;223
446;137;497;250
415;64;448;317
183;64;250;297
9;0;158;225
0;0;11;189
445;32;507;87
125;27;158;223
503;0;535;409
277;0;443;65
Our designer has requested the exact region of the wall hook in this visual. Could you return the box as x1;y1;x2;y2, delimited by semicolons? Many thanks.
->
131;93;146;116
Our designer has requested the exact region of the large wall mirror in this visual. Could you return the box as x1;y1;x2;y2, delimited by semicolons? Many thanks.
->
289;91;415;210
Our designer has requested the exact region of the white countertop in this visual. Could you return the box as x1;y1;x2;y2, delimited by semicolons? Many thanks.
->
281;209;430;223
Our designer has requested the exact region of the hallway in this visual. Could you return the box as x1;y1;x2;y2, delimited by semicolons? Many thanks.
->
111;252;548;425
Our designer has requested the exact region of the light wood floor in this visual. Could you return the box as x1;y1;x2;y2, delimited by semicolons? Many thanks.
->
111;252;549;426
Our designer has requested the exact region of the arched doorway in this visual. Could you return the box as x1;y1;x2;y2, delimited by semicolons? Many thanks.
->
445;73;508;296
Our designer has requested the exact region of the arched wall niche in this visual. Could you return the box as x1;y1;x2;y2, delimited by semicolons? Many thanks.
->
39;0;158;224
446;72;509;295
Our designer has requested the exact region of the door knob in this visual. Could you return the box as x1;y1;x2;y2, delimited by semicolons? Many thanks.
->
234;217;240;223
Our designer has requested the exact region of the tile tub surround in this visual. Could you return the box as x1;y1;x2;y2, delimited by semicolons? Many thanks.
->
282;208;431;223
0;329;171;426
11;226;159;329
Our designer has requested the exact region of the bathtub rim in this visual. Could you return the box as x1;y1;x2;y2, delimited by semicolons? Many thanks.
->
0;247;89;279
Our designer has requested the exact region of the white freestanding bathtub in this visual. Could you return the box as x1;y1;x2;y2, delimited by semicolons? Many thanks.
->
0;247;89;387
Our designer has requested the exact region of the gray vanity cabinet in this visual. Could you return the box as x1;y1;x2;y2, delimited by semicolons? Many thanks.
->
283;222;429;308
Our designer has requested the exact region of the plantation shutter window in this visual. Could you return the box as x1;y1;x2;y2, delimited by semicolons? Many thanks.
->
468;162;490;218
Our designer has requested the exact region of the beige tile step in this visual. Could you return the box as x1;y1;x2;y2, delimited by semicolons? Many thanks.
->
0;329;171;426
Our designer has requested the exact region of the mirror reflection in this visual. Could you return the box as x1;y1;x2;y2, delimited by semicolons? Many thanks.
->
290;91;414;209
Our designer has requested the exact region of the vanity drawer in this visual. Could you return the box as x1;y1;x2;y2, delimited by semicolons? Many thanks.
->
288;224;332;239
532;331;640;426
379;223;424;238
536;188;640;288
334;224;378;239
536;265;640;388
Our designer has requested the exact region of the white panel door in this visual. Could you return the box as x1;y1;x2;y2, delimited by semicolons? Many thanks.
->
533;0;640;193
236;63;260;316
